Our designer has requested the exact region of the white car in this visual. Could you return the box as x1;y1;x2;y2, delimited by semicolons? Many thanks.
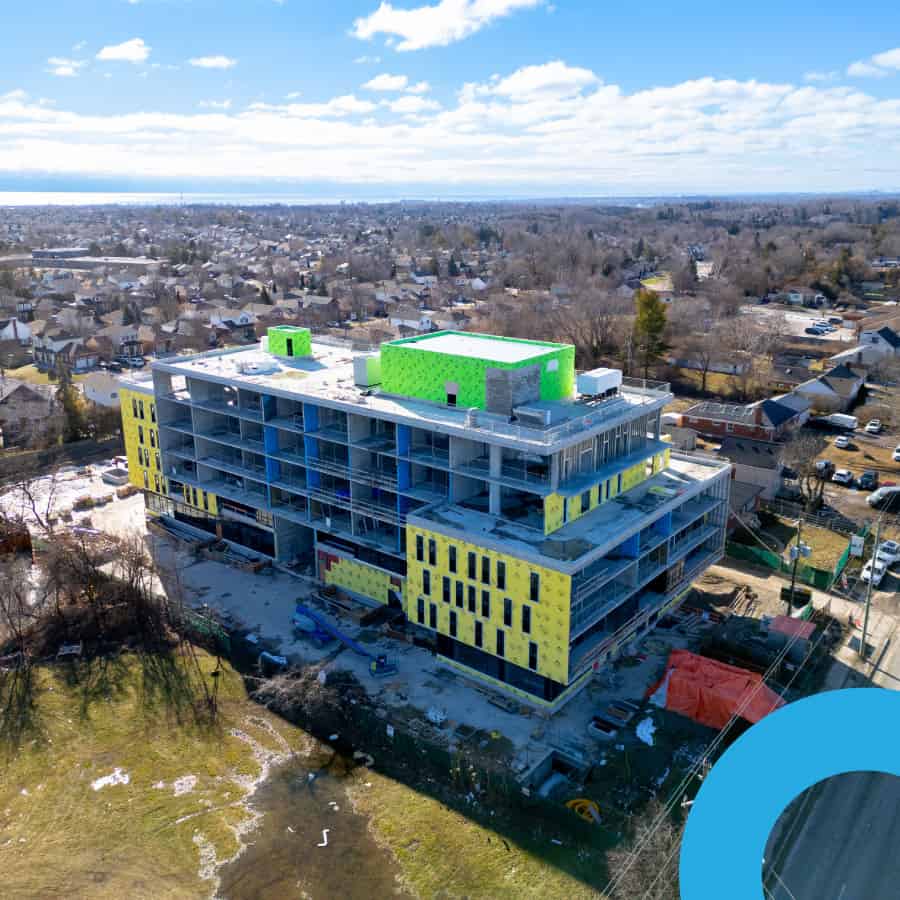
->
861;559;887;588
834;435;851;449
831;469;854;485
892;445;900;463
875;540;900;567
865;420;883;435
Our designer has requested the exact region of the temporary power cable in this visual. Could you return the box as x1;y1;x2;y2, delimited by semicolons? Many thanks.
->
605;625;810;899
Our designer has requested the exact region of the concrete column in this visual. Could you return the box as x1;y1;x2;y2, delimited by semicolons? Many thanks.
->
489;444;502;515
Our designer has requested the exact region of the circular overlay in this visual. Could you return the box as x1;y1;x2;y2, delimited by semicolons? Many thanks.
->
679;688;900;899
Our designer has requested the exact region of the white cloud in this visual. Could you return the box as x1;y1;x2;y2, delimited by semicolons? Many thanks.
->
484;60;598;100
383;95;441;114
2;65;900;194
354;55;382;64
47;57;87;78
363;74;432;93
803;70;838;83
72;41;86;53
247;94;377;117
199;99;233;110
352;0;544;51
872;48;900;69
363;73;410;91
189;55;237;70
96;38;150;64
848;60;888;78
285;91;302;99
847;47;900;78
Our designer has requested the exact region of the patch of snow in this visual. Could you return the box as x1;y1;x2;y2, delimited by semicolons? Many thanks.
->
173;775;198;796
636;717;656;747
91;768;130;791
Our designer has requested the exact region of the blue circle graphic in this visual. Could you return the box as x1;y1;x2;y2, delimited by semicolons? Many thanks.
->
680;688;900;899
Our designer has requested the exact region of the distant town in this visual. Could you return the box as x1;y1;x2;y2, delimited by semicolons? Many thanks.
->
1;197;899;899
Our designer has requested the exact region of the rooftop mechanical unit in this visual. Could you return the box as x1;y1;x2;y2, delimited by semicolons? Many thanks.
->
577;368;622;398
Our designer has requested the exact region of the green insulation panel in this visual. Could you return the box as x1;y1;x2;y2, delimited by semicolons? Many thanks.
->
379;331;575;410
268;325;311;358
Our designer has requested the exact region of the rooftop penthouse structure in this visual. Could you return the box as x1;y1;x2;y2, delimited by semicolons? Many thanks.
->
120;326;730;710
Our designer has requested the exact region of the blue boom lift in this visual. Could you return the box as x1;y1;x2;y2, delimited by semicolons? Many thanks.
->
293;602;398;677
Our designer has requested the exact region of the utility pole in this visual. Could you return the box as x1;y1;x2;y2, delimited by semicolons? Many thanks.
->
787;516;805;616
860;516;882;662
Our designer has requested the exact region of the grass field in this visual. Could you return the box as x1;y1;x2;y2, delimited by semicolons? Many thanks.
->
757;514;850;571
640;273;673;292
5;364;88;386
347;771;603;900
1;646;625;899
669;366;772;400
0;648;303;899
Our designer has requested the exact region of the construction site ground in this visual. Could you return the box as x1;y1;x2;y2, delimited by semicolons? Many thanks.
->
3;460;898;824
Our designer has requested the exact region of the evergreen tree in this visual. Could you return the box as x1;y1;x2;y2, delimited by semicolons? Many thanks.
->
633;289;669;379
55;363;88;443
447;255;459;277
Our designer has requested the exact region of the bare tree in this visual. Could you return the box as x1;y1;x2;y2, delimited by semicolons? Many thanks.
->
7;465;62;537
678;332;719;393
0;553;40;658
782;431;828;511
551;291;630;368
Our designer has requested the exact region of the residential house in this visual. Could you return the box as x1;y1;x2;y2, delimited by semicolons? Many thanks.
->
32;328;84;370
0;382;61;445
0;317;31;345
859;326;900;357
794;364;864;413
82;371;123;408
680;397;804;441
716;436;785;501
390;307;436;334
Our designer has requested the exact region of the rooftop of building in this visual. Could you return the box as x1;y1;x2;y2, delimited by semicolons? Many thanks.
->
153;336;671;451
409;453;729;573
388;331;564;365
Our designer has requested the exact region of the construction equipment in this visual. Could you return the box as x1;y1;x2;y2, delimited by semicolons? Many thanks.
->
294;602;398;676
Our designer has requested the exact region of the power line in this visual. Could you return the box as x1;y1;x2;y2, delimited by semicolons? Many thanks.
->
639;624;831;900
605;623;811;898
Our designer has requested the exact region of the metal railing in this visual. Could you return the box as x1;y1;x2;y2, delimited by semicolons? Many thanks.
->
352;466;399;489
305;456;351;478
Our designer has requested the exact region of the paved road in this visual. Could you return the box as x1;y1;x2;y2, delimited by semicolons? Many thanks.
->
764;772;900;900
763;629;900;900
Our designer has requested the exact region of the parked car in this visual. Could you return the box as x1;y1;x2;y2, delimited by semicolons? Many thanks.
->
875;540;900;567
832;469;854;486
834;435;851;449
827;316;843;325
805;326;826;335
858;471;879;491
861;558;887;588
893;445;900;463
868;486;900;511
865;419;883;435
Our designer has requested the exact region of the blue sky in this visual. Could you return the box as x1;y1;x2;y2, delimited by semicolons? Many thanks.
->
1;0;900;194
